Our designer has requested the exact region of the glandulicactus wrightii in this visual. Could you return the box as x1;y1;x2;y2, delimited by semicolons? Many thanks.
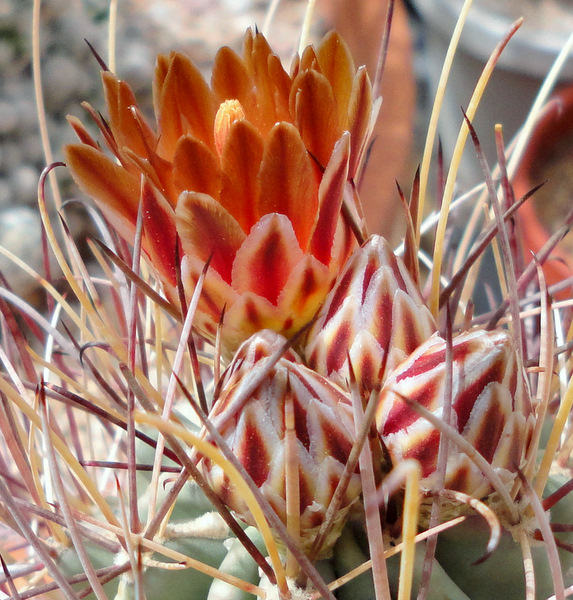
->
1;1;573;599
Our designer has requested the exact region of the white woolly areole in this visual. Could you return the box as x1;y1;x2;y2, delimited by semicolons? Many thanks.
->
259;574;315;600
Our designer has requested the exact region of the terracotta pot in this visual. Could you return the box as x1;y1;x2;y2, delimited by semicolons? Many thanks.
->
512;85;573;295
318;0;416;244
413;0;573;189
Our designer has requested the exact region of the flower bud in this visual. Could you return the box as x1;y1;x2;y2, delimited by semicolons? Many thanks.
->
214;99;246;156
202;330;361;558
305;235;436;396
376;328;534;499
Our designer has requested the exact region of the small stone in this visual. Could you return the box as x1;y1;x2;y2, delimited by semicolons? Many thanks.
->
0;143;23;174
16;96;40;134
12;164;40;205
57;6;104;56
0;206;43;298
20;133;46;166
0;179;13;208
0;39;15;72
42;54;92;113
116;40;155;94
0;100;20;136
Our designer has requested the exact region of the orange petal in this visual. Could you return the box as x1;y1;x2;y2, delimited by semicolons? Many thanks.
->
244;29;274;78
102;71;156;158
219;119;263;233
231;213;304;305
153;53;171;116
242;29;255;69
309;133;350;265
172;135;222;200
258;123;319;250
244;32;279;134
182;254;239;342
156;53;217;160
66;115;99;149
268;54;293;123
298;45;318;73
211;46;256;114
65;144;140;234
291;69;341;168
289;52;300;79
176;191;246;284
141;179;178;288
347;67;373;178
315;31;355;124
154;59;184;160
79;101;125;163
122;147;176;206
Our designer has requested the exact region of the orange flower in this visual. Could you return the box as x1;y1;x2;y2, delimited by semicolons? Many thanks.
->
65;30;375;354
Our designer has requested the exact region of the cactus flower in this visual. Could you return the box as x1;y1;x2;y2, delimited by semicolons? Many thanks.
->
201;330;361;558
305;235;436;396
65;30;376;355
376;328;534;499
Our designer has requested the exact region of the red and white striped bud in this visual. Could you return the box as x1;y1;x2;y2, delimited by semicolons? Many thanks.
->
202;330;360;558
305;235;436;396
376;328;534;499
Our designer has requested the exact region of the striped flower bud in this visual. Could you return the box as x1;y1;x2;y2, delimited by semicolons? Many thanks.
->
376;328;534;499
305;234;436;396
201;330;360;558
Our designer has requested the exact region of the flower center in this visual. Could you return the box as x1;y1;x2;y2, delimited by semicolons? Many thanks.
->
214;99;246;156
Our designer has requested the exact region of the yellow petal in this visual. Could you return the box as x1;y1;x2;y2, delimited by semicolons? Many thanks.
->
214;99;246;156
222;292;286;352
276;254;331;334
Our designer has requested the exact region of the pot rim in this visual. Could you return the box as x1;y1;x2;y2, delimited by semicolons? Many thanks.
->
413;0;573;79
512;84;573;286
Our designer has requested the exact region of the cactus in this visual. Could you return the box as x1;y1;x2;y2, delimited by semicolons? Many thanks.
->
1;2;573;600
